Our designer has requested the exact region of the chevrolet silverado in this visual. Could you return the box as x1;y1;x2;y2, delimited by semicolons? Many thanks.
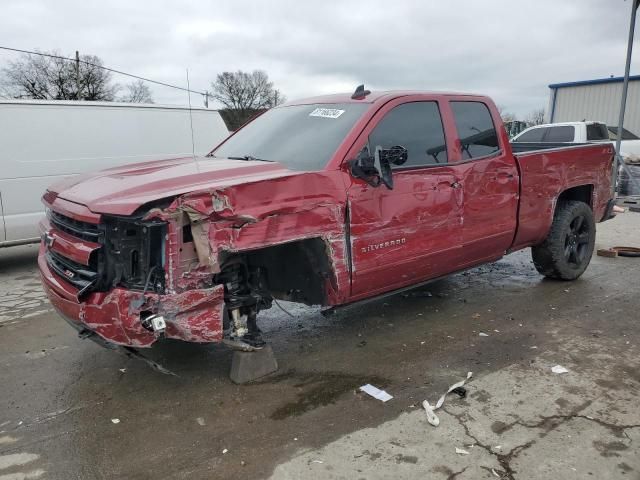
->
39;88;615;353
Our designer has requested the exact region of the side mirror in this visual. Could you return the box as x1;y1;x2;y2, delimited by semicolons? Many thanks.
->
375;145;407;189
349;145;408;190
349;147;381;187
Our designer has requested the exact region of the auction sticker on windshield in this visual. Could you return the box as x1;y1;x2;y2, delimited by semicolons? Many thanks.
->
309;108;345;119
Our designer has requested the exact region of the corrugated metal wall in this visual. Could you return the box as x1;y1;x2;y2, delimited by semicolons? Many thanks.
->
548;80;640;135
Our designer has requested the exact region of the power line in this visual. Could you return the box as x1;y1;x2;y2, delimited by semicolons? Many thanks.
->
0;45;210;98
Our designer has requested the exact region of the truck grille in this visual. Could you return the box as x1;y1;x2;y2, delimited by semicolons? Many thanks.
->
46;250;99;293
49;210;101;242
45;211;103;297
45;209;166;295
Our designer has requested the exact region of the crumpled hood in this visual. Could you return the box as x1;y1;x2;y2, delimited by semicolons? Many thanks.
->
48;156;298;215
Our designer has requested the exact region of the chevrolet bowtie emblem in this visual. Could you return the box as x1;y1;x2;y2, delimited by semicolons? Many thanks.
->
43;232;55;248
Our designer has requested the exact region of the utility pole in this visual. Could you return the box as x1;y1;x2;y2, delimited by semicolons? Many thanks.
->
75;50;81;101
611;0;639;197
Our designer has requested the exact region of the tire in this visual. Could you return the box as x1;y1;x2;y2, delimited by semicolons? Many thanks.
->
531;200;596;280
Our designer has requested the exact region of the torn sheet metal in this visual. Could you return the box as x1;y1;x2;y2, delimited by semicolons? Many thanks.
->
40;245;225;347
423;372;473;427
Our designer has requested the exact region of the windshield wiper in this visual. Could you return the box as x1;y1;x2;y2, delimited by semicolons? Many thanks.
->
227;155;274;162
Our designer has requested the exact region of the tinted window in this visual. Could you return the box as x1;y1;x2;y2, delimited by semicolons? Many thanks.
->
213;103;368;171
368;102;447;167
513;127;546;142
451;102;500;159
544;126;575;142
586;123;609;141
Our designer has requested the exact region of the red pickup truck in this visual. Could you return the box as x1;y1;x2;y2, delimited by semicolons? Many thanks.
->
39;89;615;353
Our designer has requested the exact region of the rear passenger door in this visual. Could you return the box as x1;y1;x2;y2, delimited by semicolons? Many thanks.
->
448;101;519;265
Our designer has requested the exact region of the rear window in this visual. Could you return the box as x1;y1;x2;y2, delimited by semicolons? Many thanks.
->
450;102;500;159
586;123;609;141
544;126;575;142
514;127;546;142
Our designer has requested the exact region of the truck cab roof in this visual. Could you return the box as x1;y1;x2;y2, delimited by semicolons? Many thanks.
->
282;90;487;106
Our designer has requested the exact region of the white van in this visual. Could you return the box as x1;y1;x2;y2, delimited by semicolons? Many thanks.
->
0;100;230;247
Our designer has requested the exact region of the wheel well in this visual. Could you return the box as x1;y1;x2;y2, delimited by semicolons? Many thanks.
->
220;238;333;306
557;185;593;209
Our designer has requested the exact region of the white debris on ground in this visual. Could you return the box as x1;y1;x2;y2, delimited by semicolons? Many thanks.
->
422;372;473;427
551;365;569;374
359;384;393;402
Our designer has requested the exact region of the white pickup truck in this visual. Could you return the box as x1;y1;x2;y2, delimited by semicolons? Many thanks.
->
512;121;640;162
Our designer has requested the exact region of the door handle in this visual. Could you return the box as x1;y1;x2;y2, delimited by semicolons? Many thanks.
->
450;181;462;189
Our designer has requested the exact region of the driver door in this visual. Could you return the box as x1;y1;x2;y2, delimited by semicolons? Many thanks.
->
346;99;464;298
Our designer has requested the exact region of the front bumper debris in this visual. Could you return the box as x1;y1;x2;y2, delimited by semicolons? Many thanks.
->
39;244;225;348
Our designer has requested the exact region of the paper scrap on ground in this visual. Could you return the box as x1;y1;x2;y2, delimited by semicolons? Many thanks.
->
422;372;473;427
360;384;393;402
551;365;569;374
455;447;470;455
111;418;120;424
479;332;489;337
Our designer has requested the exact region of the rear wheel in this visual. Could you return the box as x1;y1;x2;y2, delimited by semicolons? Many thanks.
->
531;201;596;280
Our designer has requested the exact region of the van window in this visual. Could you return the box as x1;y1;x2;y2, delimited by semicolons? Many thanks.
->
368;102;448;167
450;102;500;159
544;126;575;142
513;127;546;142
586;123;609;141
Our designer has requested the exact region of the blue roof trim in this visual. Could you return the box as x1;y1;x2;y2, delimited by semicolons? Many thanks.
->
549;75;640;89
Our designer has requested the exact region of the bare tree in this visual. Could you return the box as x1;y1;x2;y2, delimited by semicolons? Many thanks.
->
496;104;518;123
211;70;285;129
0;50;118;101
526;108;546;126
119;80;154;103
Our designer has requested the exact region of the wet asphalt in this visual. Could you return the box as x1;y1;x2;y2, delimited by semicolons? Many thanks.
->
0;214;639;479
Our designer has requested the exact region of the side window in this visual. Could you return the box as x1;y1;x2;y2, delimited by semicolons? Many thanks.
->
586;123;608;141
543;126;575;142
368;102;447;167
514;127;546;142
451;101;500;159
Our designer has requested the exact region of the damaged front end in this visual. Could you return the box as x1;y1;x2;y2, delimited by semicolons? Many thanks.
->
39;201;295;351
39;201;231;348
39;170;347;352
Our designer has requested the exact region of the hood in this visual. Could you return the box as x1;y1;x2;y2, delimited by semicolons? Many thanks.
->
48;156;298;215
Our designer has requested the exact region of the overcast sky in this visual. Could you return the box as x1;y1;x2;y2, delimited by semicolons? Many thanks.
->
1;0;638;116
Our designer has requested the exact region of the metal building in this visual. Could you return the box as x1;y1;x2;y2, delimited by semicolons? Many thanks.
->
547;75;640;135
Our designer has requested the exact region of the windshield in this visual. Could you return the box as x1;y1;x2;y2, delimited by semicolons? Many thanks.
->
212;103;369;171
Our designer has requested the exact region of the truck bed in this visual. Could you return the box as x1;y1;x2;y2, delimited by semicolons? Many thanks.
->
511;143;614;250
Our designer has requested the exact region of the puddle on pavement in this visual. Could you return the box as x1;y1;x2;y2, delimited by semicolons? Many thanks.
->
265;371;389;420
